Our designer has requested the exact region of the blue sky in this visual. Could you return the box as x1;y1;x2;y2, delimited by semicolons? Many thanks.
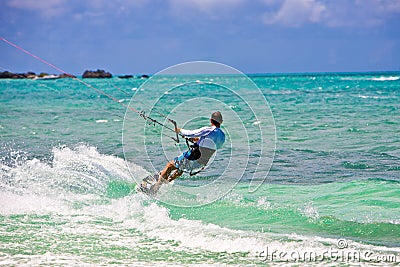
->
1;0;400;74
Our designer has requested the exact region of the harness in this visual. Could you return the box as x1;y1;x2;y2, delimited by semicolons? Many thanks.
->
182;139;203;176
185;140;201;160
183;128;221;176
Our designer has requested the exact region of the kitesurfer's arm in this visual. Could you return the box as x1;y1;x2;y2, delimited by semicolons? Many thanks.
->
175;128;199;142
179;126;213;138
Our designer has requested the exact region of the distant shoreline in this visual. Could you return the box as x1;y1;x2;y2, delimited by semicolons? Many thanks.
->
0;69;150;80
1;69;399;80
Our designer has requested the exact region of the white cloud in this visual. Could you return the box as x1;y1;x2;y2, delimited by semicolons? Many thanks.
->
170;0;243;10
6;0;151;20
386;0;400;12
262;0;400;27
83;0;150;14
323;0;400;27
169;0;244;18
263;0;326;27
6;0;400;28
7;0;65;10
7;0;67;19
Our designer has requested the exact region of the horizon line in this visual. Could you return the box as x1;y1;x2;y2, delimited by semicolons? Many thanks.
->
1;69;400;77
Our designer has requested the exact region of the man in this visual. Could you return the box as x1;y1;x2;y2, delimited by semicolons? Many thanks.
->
153;111;225;192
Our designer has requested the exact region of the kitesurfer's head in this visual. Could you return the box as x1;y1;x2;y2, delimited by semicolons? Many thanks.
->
210;111;223;127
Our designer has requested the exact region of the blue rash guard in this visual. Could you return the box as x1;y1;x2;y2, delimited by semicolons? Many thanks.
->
174;126;225;172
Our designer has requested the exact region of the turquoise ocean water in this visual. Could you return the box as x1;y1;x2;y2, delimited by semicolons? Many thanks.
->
1;72;399;266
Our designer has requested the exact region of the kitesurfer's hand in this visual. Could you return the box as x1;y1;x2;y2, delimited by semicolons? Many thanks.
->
189;137;200;142
175;127;181;134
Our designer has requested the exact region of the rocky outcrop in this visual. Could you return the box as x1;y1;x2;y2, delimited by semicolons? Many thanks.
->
0;71;37;79
0;71;75;79
0;71;19;79
118;75;134;79
82;69;112;78
0;70;148;80
119;74;149;79
59;73;76;78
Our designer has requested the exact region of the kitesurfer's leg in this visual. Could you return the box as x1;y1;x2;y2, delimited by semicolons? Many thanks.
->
168;169;183;182
160;161;176;180
153;161;176;192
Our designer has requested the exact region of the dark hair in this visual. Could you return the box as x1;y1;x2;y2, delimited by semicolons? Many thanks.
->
211;119;220;128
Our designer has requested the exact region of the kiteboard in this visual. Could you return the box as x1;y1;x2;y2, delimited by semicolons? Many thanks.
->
136;173;159;195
